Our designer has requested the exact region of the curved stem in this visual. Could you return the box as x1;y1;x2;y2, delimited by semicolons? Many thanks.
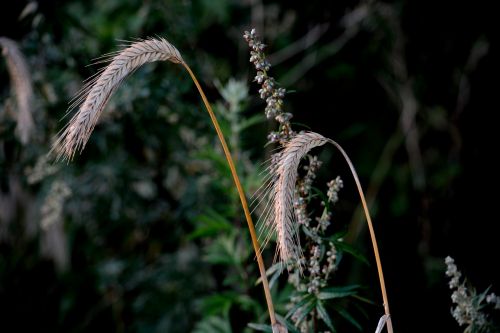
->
327;139;393;333
182;63;277;326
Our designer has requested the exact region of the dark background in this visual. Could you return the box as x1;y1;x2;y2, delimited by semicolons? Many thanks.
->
1;0;498;332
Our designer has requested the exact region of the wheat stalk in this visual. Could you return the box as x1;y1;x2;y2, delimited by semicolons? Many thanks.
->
50;37;278;329
0;37;35;144
262;131;393;332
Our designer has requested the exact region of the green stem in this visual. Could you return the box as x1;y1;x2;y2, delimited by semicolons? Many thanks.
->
183;63;277;327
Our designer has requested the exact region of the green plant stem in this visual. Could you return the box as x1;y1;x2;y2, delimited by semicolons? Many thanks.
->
327;139;393;333
183;63;277;327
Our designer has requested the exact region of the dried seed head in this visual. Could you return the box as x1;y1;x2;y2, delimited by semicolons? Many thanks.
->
0;37;35;144
258;132;328;267
51;37;184;160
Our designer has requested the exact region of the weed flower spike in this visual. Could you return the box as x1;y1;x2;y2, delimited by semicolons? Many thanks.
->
445;256;500;331
243;29;293;144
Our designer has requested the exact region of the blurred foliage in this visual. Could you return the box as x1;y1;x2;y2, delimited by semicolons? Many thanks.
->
1;0;498;332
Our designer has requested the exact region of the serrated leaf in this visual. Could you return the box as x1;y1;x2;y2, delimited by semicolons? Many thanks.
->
477;285;492;305
290;298;316;327
275;314;301;333
317;285;360;300
188;209;232;239
248;313;300;333
285;294;313;319
203;233;249;267
256;262;285;285
255;261;285;290
268;266;283;290
316;300;336;332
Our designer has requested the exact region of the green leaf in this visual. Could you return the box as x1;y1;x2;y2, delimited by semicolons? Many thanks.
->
248;315;301;333
256;261;284;281
330;229;349;241
248;313;302;333
268;266;283;290
247;323;273;332
203;233;249;267
316;300;336;332
234;294;260;312
200;292;238;316
285;294;313;319
332;303;363;331
275;314;301;333
286;296;316;327
239;114;265;131
335;242;369;265
193;315;232;333
255;262;285;287
317;285;360;300
274;284;295;309
188;209;232;240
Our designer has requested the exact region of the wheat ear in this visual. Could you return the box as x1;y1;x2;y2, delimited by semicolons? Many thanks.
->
52;38;183;160
0;37;35;144
264;131;392;332
266;132;328;263
50;37;278;329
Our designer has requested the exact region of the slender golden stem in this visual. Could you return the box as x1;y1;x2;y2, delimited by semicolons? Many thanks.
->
183;63;277;326
327;139;393;333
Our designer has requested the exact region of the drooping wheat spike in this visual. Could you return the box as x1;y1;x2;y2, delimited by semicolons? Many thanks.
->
0;37;35;145
51;37;183;160
262;131;392;332
264;132;328;264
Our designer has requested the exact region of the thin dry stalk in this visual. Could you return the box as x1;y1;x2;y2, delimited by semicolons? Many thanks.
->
50;37;277;328
262;131;392;332
183;63;277;329
0;37;35;144
326;137;393;333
